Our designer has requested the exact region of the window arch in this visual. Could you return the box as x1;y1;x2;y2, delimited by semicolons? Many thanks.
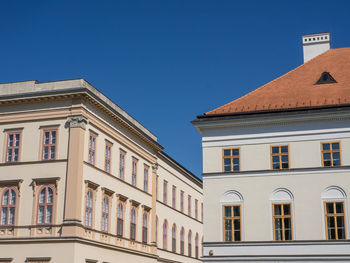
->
163;220;168;249
85;190;93;228
101;196;109;232
180;227;185;255
322;186;347;240
37;186;54;224
188;230;192;257
270;188;294;241
221;190;243;242
117;202;124;237
172;224;176;252
130;207;136;240
195;233;199;258
0;188;16;225
142;212;148;243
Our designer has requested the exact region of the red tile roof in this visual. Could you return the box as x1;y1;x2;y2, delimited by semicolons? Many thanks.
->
205;47;350;115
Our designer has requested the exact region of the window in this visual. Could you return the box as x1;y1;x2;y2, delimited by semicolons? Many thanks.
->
42;130;57;160
322;142;341;167
188;231;192;257
156;175;159;200
85;190;93;228
144;165;149;192
0;188;16;225
223;205;241;242
223;148;240;172
88;133;96;165
101;196;109;232
195;199;198;219
324;201;346;240
172;224;176;252
180;227;185;255
188;195;191;217
163;181;168;204
117;203;124;237
119;150;125;180
130;207;136;241
132;158;137;187
273;203;292;241
172;185;176;209
195;233;199;258
201;202;203;222
6;132;21;162
155;216;158;245
37;186;54;224
271;145;289;170
163;220;168;249
180;191;184;213
104;142;112;173
142;212;148;243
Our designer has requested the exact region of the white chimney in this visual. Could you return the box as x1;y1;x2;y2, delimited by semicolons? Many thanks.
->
302;32;330;63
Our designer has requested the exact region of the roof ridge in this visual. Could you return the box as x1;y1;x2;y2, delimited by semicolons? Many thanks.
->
206;49;335;115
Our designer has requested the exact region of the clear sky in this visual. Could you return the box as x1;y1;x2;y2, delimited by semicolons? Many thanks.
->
1;0;350;177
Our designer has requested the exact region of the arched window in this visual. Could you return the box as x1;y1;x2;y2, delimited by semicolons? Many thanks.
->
180;227;185;255
37;186;54;224
163;220;168;249
322;186;347;240
221;190;243;242
188;230;192;257
172;224;176;252
270;188;294;241
1;188;16;225
130;207;136;241
155;216;158;245
85;190;93;227
142;212;148;243
201;236;204;257
117;203;124;237
195;233;199;258
101;196;109;232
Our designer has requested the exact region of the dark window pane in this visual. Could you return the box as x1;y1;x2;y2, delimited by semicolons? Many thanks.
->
234;231;241;241
328;228;336;240
337;228;345;240
275;229;282;241
337;216;344;227
323;159;331;167
284;218;291;229
282;162;289;169
283;204;291;215
275;218;282;229
326;203;334;214
333;159;341;166
285;229;292;240
233;206;240;217
336;203;344;213
327;216;335;228
234;219;240;230
224;150;230;156
323;143;330;151
274;205;282;215
323;153;331;160
272;147;279;154
224;207;232;217
232;149;239;155
332;143;339;150
281;146;288;153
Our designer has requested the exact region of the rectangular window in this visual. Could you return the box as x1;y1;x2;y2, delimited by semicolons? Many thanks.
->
104;142;112;173
132;158;137;187
119;150;125;180
163;180;168;204
223;205;241;242
180;191;184;213
156;175;159;200
223;148;240;172
143;165;149;192
324;201;346;240
172;185;176;209
42;130;57;160
88;133;96;165
271;145;289;170
201;202;203;222
6;132;21;162
195;199;198;219
188;195;191;217
273;203;292;241
322;142;341;167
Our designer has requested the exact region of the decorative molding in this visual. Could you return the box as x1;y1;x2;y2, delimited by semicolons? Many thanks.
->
142;205;152;212
66;115;88;130
102;187;114;196
152;163;158;172
84;180;99;190
129;199;140;207
116;194;128;202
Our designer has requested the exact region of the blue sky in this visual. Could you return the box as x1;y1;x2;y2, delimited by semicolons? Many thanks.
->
1;0;350;177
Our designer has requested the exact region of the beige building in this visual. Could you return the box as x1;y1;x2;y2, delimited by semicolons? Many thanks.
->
192;33;350;262
0;79;203;263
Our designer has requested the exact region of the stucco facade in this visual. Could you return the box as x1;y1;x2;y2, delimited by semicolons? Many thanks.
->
0;79;202;263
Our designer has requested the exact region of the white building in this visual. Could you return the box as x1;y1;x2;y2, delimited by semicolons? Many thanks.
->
192;33;350;262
